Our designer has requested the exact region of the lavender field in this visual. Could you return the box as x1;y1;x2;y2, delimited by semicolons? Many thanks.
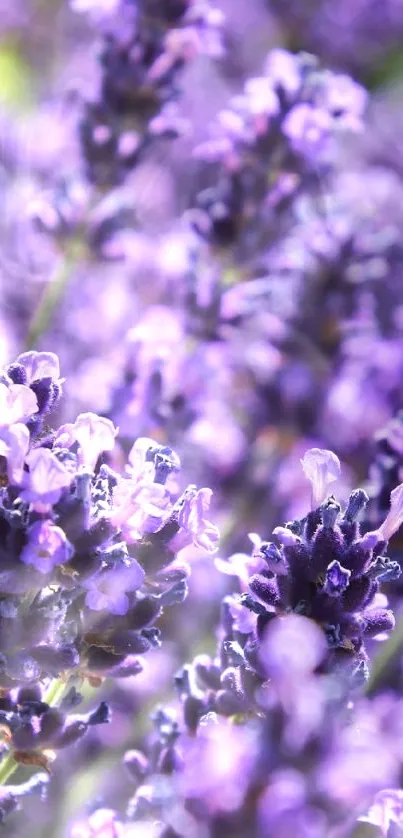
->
1;1;403;835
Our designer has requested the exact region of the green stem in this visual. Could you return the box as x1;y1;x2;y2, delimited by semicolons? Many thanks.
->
25;241;83;350
365;616;403;696
0;677;68;787
0;752;17;786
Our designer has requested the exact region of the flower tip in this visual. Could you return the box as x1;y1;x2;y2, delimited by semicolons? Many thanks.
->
300;447;341;509
379;482;403;541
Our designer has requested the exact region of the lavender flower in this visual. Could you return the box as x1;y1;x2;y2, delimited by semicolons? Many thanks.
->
217;448;401;674
0;351;218;790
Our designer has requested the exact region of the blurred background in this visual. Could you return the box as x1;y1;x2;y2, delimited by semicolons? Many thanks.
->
3;1;403;834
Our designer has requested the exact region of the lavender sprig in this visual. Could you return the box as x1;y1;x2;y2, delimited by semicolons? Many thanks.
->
0;349;219;789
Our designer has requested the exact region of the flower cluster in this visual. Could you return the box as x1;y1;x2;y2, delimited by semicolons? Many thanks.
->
76;0;223;189
191;48;366;253
218;449;402;677
0;349;218;781
69;616;403;838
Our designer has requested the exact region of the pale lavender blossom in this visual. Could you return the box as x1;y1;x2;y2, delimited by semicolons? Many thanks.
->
0;381;38;426
169;487;220;553
0;422;30;484
21;448;73;510
361;789;403;835
70;808;124;838
55;413;118;472
83;561;145;615
16;351;61;385
20;520;74;574
378;483;403;541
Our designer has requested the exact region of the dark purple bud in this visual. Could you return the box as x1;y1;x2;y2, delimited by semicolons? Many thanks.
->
60;687;83;711
74;517;116;552
124;749;149;783
214;689;246;716
304;509;322;541
126;598;162;629
258;542;287;575
249;575;281;607
183;695;206;732
87;701;110;725
103;631;152;656
194;656;221;691
343;542;371;578
109;656;144;678
240;666;261;698
86;647;125;672
16;686;43;704
311;526;344;575
12;723;37;751
49;381;62;409
341;575;373;612
220;666;243;697
283;542;310;578
157;745;183;775
343;489;369;523
222;641;245;666
155;564;190;584
322;499;341;529
38;709;65;744
6;363;27;384
30;378;54;416
158;580;188;606
141;628;161;648
53;720;88;748
363;609;395;637
30;645;80;675
174;665;192;696
221;598;235;633
243;639;261;672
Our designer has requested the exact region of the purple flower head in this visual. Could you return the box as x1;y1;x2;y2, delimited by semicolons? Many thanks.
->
15;351;61;385
0;381;38;427
55;413;117;472
169;486;220;553
21;448;73;511
0;422;30;484
20;520;74;574
301;447;341;508
84;560;145;616
220;470;399;669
